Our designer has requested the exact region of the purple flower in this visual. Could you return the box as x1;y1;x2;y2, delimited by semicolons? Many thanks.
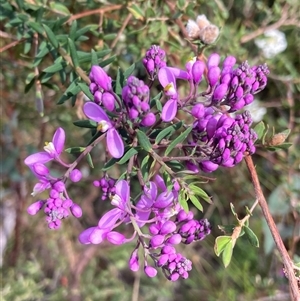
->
24;127;65;165
79;180;130;245
83;102;124;158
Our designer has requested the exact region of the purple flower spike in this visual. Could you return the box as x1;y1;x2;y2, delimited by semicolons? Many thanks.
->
24;127;66;165
90;66;112;91
83;102;124;158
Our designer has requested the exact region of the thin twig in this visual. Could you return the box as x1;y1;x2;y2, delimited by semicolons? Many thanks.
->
244;155;300;301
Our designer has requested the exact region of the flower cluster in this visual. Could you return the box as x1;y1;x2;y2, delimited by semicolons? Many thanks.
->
24;43;269;281
122;75;156;126
24;128;82;229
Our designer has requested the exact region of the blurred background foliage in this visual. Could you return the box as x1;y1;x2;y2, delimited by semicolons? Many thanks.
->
0;0;299;300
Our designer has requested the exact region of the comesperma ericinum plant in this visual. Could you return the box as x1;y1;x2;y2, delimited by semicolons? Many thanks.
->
24;19;271;281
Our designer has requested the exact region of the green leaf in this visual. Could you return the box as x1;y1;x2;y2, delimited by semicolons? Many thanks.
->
43;24;59;48
214;236;232;256
222;240;234;268
230;203;238;219
99;56;116;68
188;184;212;203
77;82;94;100
102;157;118;171
65;147;86;154
253;121;266;140
155;121;183;144
73;120;97;128
141;155;150;181
117;148;138;165
136;130;152;151
57;81;81;104
103;33;118;41
127;4;145;20
165;126;192;156
189;195;203;211
49;2;70;15
86;153;94;168
68;38;79;68
75;24;99;40
243;226;259;247
28;21;44;35
123;63;136;79
218;225;236;235
91;49;98;66
178;191;189;212
115;68;124;95
43;62;65;73
266;143;293;151
69;20;77;41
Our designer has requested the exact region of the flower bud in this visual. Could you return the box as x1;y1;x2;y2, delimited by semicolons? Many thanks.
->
192;60;206;84
27;200;45;215
144;266;157;278
32;163;49;176
53;181;65;192
199;160;219;173
102;92;115;111
207;66;221;87
166;234;182;245
141;112;156;126
161;245;176;254
90;66;112;91
106;231;126;245
212;84;228;103
150;234;165;248
70;169;82;182
129;249;140;271
160;221;177;235
207;53;220;68
157;254;169;267
70;203;82;218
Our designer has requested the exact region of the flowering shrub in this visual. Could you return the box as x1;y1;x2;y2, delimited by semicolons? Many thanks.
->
3;1;299;298
23;41;272;280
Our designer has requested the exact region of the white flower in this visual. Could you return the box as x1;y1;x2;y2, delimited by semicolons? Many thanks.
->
254;29;287;59
246;99;267;122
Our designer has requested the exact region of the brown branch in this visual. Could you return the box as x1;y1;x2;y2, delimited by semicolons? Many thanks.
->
244;155;300;301
0;37;26;53
240;4;291;43
68;5;123;22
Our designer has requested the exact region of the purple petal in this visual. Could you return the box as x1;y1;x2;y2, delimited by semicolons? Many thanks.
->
154;175;167;191
89;227;108;244
199;160;219;173
106;128;124;158
161;98;177;122
106;231;126;245
83;102;110;123
79;226;97;244
115;180;129;203
24;152;52;165
167;67;189;80
52;127;65;155
98;208;121;229
154;191;174;209
90;66;112;91
158;67;176;88
144;181;157;200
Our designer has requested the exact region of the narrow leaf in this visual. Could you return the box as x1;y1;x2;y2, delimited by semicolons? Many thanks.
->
117;148;138;165
43;24;59;48
86;153;94;168
102;157;118;171
65;147;86;154
165;126;192;156
137;130;152;151
189;195;203;211
73;120;97;128
68;38;79;68
155;121;183;144
253;121;266;140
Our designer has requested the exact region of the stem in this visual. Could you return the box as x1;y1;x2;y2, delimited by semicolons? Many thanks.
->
244;155;300;301
64;133;106;179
